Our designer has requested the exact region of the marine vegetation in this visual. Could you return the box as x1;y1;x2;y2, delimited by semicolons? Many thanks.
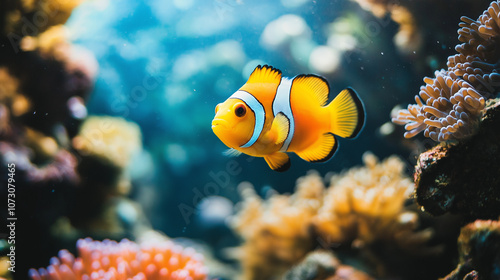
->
230;153;449;280
212;65;365;172
28;237;208;280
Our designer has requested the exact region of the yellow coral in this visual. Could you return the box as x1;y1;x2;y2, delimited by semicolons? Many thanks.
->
0;68;31;118
231;153;436;280
231;178;322;280
72;116;142;169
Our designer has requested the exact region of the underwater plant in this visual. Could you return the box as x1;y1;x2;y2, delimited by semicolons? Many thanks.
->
230;153;443;280
28;237;208;280
392;0;500;142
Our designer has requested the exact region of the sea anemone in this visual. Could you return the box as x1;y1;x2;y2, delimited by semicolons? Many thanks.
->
392;69;485;141
28;238;208;280
392;0;500;141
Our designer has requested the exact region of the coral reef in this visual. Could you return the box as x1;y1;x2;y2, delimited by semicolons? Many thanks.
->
28;237;208;280
0;1;151;277
414;98;500;218
392;0;500;141
231;153;445;280
441;219;500;280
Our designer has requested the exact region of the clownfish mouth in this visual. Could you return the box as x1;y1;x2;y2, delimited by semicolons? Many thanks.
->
211;119;228;129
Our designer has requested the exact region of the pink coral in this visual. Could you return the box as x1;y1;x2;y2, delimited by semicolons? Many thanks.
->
28;238;208;280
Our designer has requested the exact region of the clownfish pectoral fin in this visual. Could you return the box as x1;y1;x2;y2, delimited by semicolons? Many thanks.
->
291;74;330;106
223;148;242;157
264;152;290;172
246;65;282;85
270;112;290;145
328;87;365;139
296;133;338;163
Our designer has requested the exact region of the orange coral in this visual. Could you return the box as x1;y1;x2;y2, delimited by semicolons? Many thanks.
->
313;153;431;253
29;238;208;280
392;1;500;141
231;153;438;280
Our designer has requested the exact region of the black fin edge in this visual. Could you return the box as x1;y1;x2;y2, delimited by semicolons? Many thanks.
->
344;87;366;139
253;64;282;76
273;157;291;172
310;133;338;163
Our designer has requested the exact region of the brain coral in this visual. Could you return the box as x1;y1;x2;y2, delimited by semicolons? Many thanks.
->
392;0;500;141
29;238;208;280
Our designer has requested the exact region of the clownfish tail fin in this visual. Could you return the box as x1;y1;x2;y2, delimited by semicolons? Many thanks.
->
328;87;365;139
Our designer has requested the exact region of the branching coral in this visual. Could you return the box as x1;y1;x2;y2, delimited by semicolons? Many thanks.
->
231;153;441;280
28;237;208;280
392;1;500;141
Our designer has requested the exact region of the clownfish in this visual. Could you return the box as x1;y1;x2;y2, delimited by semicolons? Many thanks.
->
211;65;365;172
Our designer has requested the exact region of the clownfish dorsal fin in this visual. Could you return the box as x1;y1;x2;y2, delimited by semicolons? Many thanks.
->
264;152;290;172
247;65;282;85
270;112;290;145
292;74;330;106
296;133;338;163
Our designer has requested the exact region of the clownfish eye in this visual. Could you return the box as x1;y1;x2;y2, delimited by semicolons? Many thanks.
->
234;104;246;117
215;104;221;114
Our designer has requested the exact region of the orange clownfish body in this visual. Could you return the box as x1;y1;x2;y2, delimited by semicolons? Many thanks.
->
211;65;365;172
